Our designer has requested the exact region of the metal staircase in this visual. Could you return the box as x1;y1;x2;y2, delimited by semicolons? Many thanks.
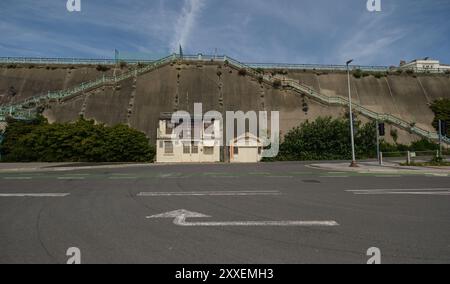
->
1;54;448;145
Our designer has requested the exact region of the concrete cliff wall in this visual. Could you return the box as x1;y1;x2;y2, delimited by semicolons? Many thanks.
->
2;62;449;145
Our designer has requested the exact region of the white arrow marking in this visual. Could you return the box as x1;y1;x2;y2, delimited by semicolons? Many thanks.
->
146;210;339;227
0;193;70;197
138;191;281;197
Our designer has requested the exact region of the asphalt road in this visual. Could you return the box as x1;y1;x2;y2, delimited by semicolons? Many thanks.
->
0;162;449;264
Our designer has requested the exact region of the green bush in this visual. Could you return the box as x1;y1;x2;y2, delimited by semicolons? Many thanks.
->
272;79;282;88
275;117;377;161
0;117;154;162
96;65;110;72
238;68;247;76
373;72;386;79
255;68;264;74
353;69;370;79
119;61;128;69
270;117;442;162
430;99;450;136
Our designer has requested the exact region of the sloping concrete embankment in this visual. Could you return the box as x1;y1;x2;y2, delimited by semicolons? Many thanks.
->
1;62;449;144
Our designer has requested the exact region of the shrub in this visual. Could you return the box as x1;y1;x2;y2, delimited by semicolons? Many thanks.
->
390;129;398;144
373;72;386;79
255;68;264;74
273;79;282;88
96;65;110;72
119;61;128;69
238;68;247;76
353;69;363;79
274;117;377;161
410;139;438;151
7;86;16;97
0;117;155;162
257;76;264;84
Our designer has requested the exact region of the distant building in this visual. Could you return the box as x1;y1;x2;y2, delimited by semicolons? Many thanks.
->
156;113;221;163
399;58;450;73
229;132;263;163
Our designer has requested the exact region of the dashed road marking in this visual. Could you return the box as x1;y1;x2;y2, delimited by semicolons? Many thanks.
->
375;175;402;178
321;176;349;178
266;176;293;178
347;188;450;196
0;193;70;197
108;176;138;180
138;190;281;197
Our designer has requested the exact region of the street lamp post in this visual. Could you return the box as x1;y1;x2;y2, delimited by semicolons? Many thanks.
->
346;59;358;167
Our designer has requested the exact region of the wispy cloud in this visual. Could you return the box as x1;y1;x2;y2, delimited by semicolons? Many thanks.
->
170;0;206;52
0;0;449;65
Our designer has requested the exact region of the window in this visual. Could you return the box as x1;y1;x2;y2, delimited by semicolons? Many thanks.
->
164;141;174;154
204;147;214;155
233;147;239;155
166;122;174;135
191;142;199;154
258;147;262;155
183;143;190;154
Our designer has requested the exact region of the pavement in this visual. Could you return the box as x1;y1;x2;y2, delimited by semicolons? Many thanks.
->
0;162;449;264
310;161;450;175
0;162;154;173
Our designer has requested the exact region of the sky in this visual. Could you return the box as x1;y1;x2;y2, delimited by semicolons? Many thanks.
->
0;0;449;66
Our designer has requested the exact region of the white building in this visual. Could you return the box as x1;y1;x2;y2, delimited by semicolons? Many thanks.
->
399;58;450;73
156;113;221;163
229;132;263;163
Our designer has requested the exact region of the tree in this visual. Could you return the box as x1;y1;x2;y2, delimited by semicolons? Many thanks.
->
430;99;450;136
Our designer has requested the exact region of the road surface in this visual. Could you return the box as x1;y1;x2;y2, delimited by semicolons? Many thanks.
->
0;162;449;264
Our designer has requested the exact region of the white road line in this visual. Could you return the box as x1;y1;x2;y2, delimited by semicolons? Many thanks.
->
347;188;450;192
57;177;85;180
3;177;32;180
425;173;449;177
375;175;401;178
353;192;450;196
138;191;281;197
210;176;240;178
108;176;138;180
147;210;339;227
266;176;293;178
321;176;349;178
0;193;70;197
347;188;450;196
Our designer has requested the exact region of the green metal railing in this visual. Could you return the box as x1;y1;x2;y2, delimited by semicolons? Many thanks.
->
1;53;448;145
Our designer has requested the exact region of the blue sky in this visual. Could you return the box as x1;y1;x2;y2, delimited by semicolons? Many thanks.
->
0;0;449;66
